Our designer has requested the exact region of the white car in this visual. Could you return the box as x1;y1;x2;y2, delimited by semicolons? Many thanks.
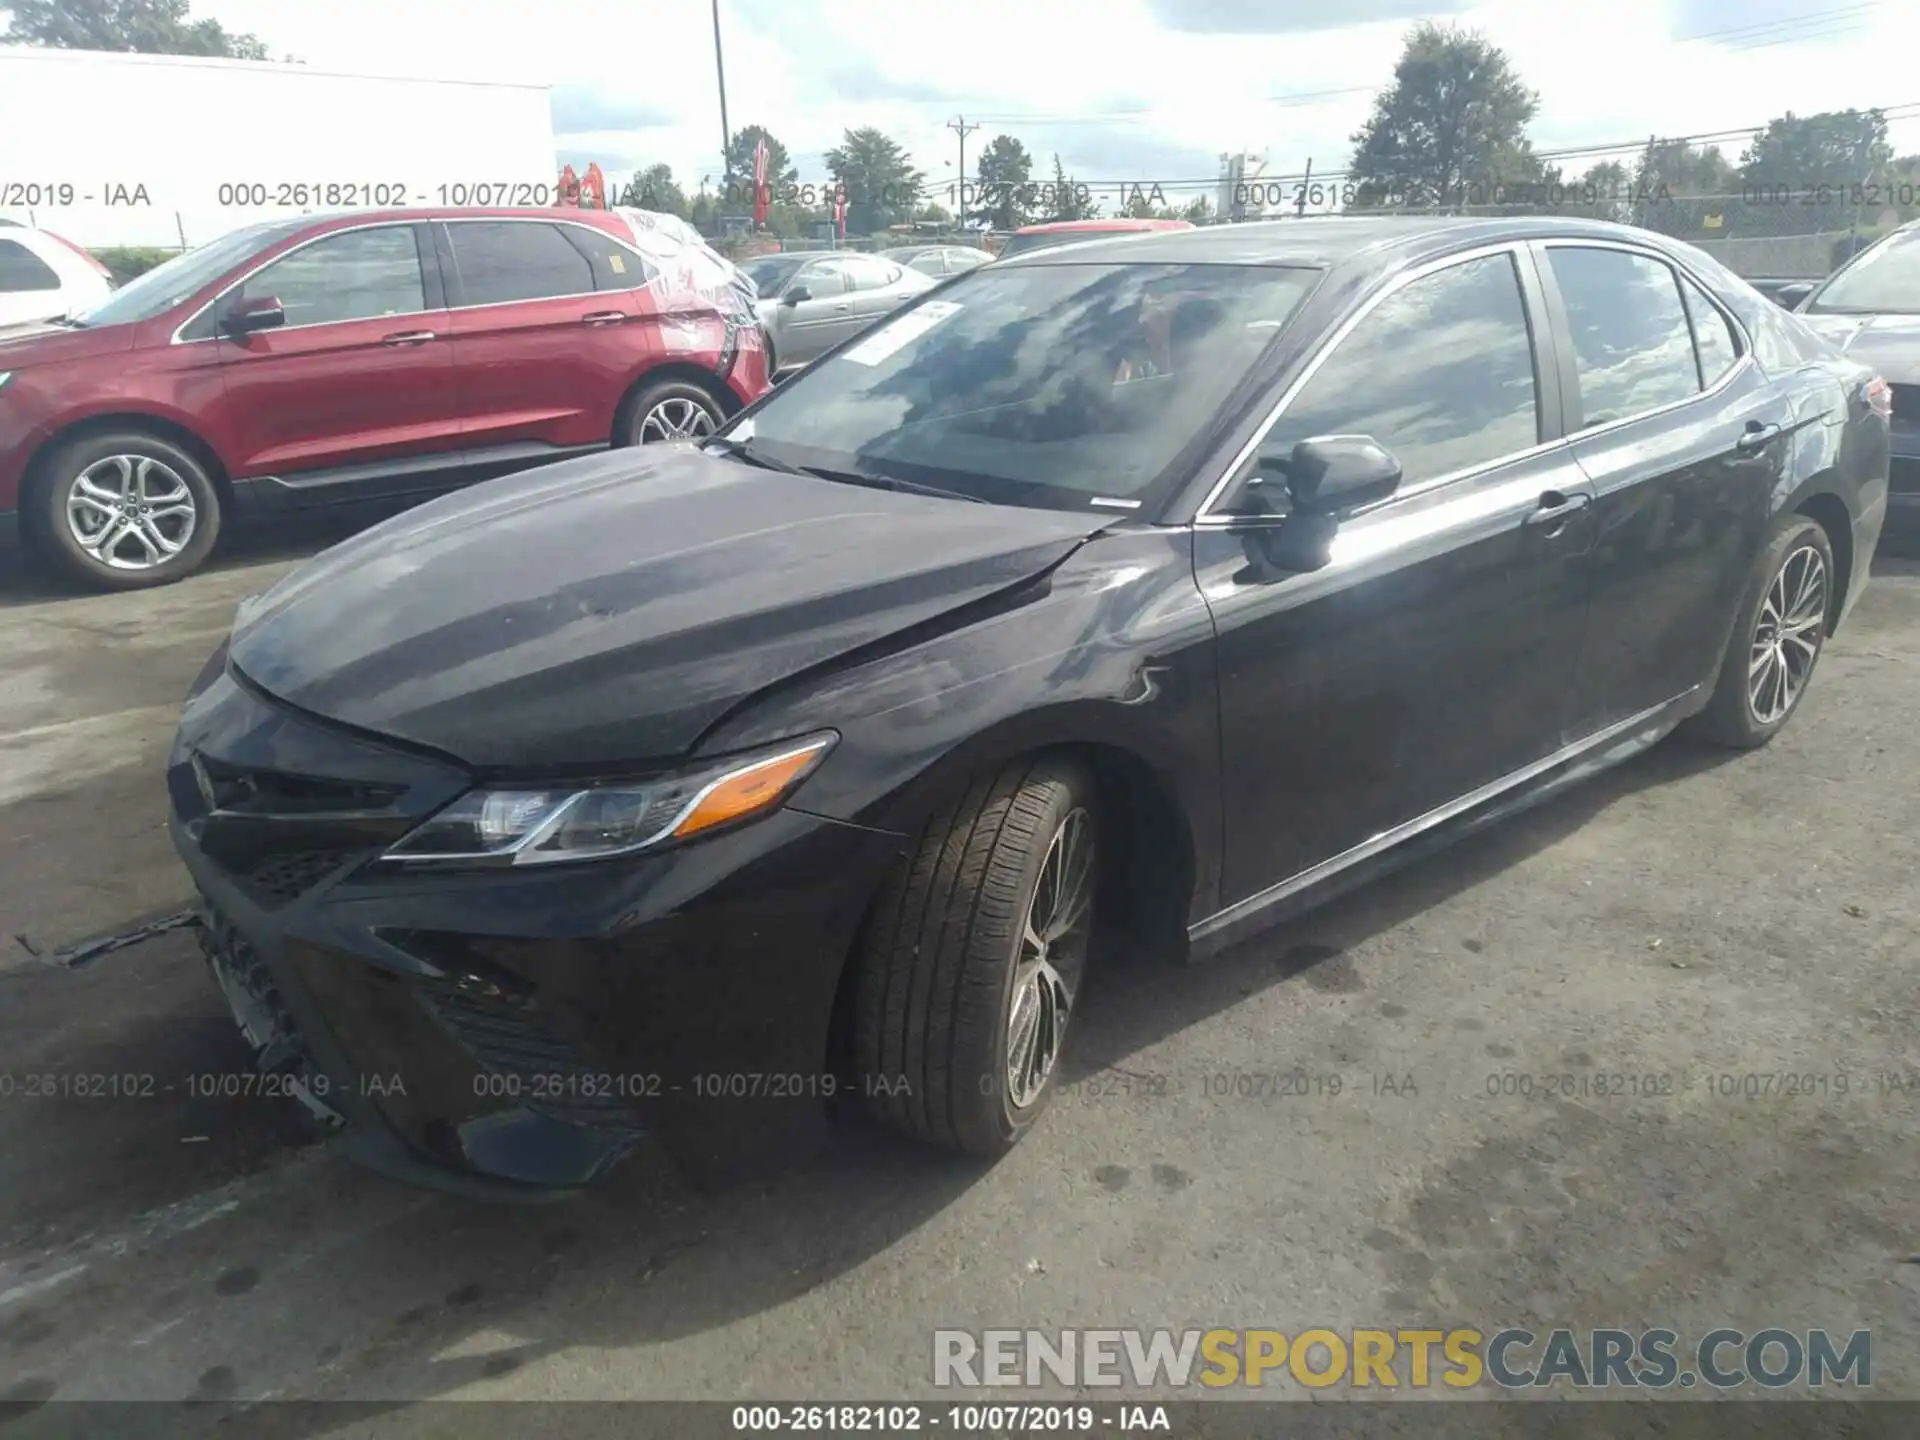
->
0;222;114;327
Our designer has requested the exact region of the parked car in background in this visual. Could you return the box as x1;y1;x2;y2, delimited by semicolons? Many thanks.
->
881;244;991;280
744;250;935;376
169;216;1885;1196
1794;219;1920;529
994;216;1196;260
0;225;115;327
0;207;767;589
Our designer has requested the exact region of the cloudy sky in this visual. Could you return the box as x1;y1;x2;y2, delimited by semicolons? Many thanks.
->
203;0;1918;205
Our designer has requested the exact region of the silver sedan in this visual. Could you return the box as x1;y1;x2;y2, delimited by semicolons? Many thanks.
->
744;250;936;376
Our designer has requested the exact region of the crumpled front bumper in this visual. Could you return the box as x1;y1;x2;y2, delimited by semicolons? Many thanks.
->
168;663;905;1199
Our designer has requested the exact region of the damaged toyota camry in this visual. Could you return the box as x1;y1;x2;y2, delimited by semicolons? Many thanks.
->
169;218;1889;1196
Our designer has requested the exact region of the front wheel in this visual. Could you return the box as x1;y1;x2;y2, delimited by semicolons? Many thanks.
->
616;378;724;447
854;758;1099;1157
29;430;222;590
1689;513;1835;748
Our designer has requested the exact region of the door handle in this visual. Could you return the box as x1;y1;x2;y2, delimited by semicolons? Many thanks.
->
382;330;436;347
1524;490;1593;530
580;310;627;326
832;303;853;312
1735;421;1783;453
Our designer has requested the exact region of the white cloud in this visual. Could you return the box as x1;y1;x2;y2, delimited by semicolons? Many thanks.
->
202;0;1920;204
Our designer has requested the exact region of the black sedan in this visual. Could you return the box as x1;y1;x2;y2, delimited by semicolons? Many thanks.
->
169;216;1891;1196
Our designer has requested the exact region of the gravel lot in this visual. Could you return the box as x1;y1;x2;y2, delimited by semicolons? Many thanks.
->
2;519;1918;1427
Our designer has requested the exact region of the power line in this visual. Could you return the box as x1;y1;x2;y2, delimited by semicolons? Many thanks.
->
1676;0;1883;44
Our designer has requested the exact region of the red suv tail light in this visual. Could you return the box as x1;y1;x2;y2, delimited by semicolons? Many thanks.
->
1866;375;1893;421
44;229;114;281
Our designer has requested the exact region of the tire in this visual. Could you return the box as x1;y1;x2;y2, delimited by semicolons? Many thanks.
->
854;756;1099;1157
28;429;221;590
1688;513;1835;749
615;377;725;447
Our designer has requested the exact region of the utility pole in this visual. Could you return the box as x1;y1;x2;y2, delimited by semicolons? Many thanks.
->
948;114;981;224
712;0;733;186
1296;158;1313;218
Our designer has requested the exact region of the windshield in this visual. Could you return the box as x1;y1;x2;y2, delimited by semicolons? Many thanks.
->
1806;228;1920;315
71;223;284;328
741;255;809;296
726;261;1319;512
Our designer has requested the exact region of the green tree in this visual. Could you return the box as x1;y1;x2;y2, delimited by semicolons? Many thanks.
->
971;133;1034;230
1739;108;1893;193
1182;194;1215;223
825;126;924;235
724;123;799;193
4;0;276;57
619;162;690;218
1635;138;1734;197
1348;22;1541;208
1045;154;1099;221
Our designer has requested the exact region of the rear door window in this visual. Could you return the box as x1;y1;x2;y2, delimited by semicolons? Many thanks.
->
1547;247;1701;427
445;221;595;306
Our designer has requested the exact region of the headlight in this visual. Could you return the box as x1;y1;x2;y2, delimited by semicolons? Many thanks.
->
381;732;836;868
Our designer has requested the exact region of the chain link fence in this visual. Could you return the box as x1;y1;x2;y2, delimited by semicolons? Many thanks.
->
1204;185;1918;281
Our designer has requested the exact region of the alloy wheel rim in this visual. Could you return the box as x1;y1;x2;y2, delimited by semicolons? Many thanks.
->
639;397;716;442
66;455;197;570
1006;807;1095;1111
1748;543;1826;725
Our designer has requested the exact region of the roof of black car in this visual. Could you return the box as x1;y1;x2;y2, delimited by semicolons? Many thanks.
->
1002;214;1662;270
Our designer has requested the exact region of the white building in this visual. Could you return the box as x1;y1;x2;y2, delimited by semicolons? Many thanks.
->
0;46;557;250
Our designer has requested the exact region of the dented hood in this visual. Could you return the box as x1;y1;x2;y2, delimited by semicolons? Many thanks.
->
229;445;1106;769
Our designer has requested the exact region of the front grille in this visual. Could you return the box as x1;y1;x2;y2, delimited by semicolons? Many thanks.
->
410;972;645;1131
1890;383;1920;425
192;753;404;815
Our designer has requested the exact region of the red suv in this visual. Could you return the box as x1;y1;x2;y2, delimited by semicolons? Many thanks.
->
0;207;770;589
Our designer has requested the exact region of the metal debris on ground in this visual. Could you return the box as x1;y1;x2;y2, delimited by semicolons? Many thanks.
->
15;906;204;971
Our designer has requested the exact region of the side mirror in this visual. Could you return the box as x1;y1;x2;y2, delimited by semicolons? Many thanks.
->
1231;435;1402;576
1264;434;1403;513
783;286;810;306
223;295;285;336
1773;281;1814;309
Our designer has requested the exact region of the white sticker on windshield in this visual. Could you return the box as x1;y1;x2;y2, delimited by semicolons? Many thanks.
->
841;300;962;366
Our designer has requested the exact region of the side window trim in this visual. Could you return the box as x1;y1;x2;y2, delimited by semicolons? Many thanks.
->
1195;243;1555;522
1530;237;1755;438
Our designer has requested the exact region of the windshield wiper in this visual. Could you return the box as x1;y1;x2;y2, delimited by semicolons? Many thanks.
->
705;435;809;475
709;436;986;504
798;465;988;505
44;315;88;328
